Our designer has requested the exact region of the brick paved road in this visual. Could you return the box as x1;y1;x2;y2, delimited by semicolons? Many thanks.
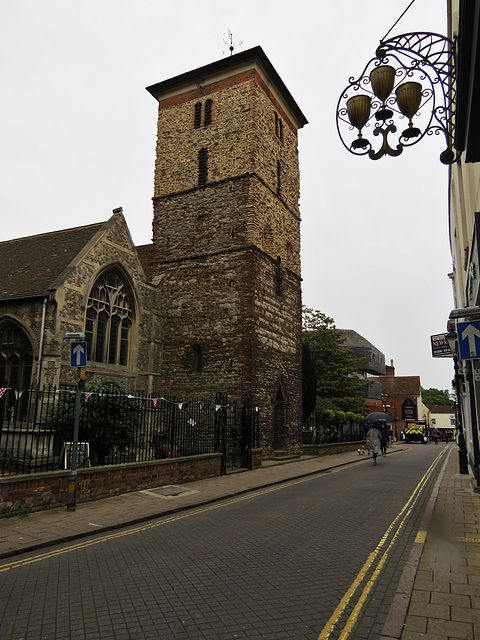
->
0;444;448;640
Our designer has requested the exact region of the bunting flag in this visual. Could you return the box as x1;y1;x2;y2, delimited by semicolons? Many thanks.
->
177;402;186;410
84;392;92;401
0;388;6;398
152;398;158;407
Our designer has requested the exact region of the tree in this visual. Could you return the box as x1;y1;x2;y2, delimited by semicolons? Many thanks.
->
422;387;453;406
302;340;317;423
302;307;367;414
47;381;143;465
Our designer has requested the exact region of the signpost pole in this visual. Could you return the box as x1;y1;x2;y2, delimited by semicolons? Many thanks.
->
65;333;87;512
67;369;84;511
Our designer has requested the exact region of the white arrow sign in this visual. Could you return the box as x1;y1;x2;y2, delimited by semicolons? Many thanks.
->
462;323;480;356
72;343;86;366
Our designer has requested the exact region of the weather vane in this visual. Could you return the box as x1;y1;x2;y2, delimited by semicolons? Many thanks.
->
223;30;243;56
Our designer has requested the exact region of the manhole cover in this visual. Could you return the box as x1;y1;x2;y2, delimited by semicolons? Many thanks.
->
141;485;198;499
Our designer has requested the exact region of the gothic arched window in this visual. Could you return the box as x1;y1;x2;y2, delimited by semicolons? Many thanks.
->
85;269;133;366
0;320;33;390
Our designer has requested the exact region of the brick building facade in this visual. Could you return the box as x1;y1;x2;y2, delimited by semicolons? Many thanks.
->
0;47;307;456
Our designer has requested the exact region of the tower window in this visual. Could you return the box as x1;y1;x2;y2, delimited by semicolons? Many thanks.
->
194;102;202;129
85;269;133;366
192;344;203;372
275;256;283;297
204;99;213;126
194;100;213;129
274;112;284;141
198;148;208;186
276;160;281;195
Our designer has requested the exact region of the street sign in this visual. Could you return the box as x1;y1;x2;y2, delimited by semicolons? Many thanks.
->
457;320;480;360
70;341;87;367
430;333;453;358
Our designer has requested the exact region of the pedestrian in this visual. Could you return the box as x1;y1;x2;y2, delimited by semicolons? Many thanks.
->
364;419;373;456
379;424;389;456
366;422;382;465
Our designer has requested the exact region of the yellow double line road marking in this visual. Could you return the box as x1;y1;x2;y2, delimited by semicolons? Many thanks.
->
317;446;448;640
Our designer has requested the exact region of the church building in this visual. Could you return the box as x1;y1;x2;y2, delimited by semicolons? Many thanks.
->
0;47;308;456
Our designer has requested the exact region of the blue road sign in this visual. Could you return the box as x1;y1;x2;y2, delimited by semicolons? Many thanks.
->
457;321;480;360
70;341;87;367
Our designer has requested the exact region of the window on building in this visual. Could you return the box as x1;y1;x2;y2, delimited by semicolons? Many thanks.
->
198;148;208;186
0;320;33;389
0;320;33;420
275;256;283;297
204;99;213;126
277;160;281;195
194;102;202;129
192;344;203;372
274;112;284;141
85;269;133;366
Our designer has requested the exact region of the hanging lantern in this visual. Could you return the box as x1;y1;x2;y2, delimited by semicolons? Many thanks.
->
346;95;372;149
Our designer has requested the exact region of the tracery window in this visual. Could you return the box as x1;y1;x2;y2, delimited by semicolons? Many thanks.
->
0;320;33;420
85;269;133;366
0;321;33;389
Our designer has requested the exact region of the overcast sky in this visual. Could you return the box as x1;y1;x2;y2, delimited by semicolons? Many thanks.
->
1;1;455;392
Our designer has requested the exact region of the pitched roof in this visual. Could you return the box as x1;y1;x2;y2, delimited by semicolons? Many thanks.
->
0;222;106;301
378;375;421;396
427;404;455;413
136;243;154;280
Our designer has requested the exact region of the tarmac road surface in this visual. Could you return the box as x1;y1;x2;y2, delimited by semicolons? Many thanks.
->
0;443;449;639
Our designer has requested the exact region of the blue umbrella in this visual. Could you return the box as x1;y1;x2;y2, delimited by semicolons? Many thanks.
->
365;411;394;423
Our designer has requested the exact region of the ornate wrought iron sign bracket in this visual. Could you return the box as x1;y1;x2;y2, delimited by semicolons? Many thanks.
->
336;32;457;164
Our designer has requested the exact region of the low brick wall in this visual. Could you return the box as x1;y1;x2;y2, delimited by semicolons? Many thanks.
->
302;441;364;456
0;453;222;518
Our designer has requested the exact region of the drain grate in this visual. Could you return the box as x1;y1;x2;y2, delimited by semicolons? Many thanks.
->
141;485;198;499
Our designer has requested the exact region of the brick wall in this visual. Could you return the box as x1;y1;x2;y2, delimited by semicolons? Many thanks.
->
303;442;365;456
0;453;221;517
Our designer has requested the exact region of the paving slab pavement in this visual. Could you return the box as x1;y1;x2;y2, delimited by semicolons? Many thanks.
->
397;446;480;640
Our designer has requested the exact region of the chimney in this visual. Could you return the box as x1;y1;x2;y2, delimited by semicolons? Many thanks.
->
385;359;395;377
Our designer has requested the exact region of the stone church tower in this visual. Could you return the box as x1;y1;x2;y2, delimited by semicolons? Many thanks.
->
146;47;307;454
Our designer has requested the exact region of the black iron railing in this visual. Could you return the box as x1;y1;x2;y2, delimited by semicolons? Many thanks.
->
302;414;364;445
0;387;258;476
